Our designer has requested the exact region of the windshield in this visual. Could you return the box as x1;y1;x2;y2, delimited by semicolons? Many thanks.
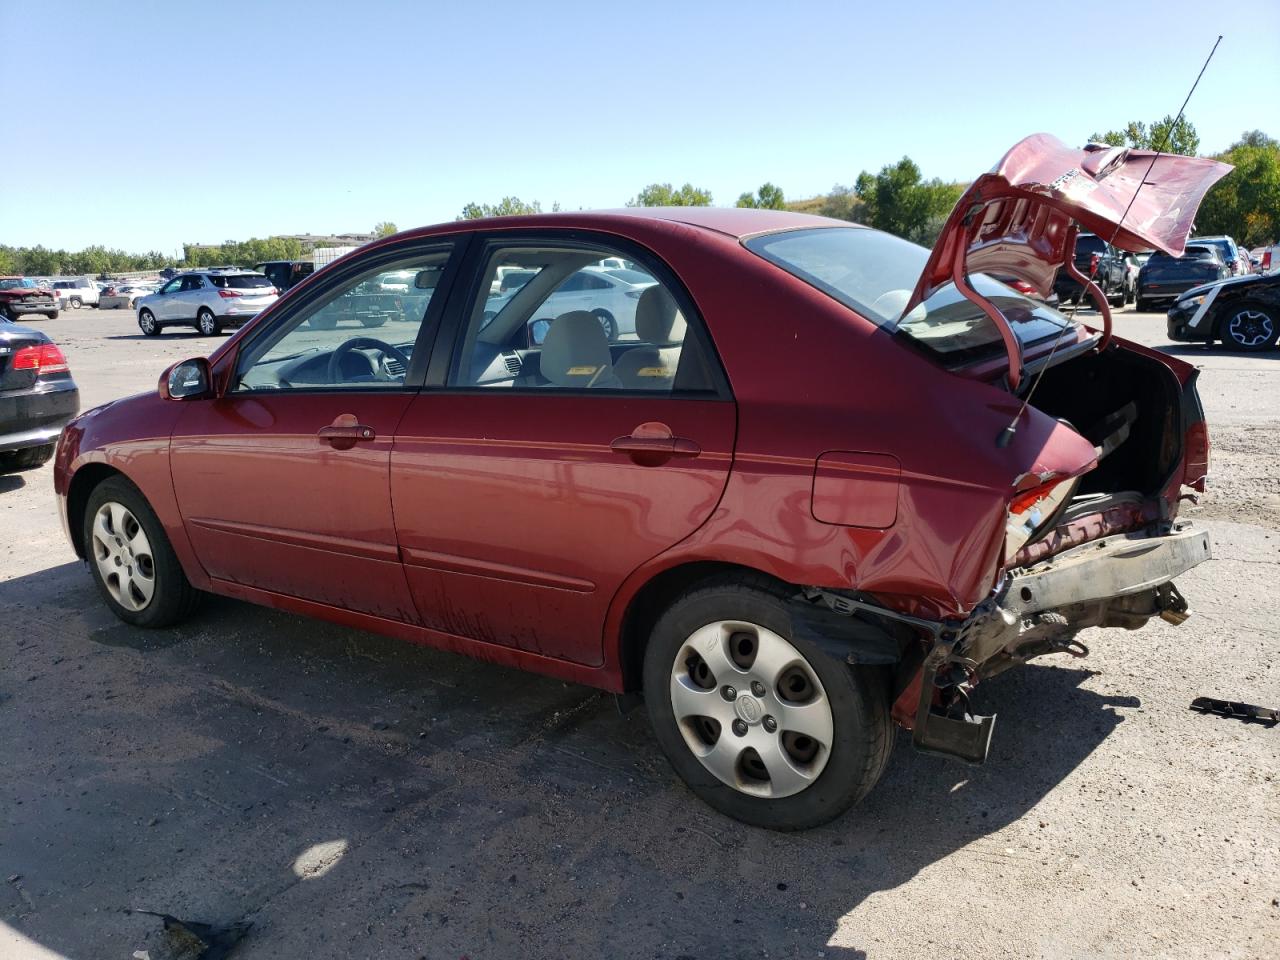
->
1151;246;1217;264
1076;234;1106;256
0;279;37;290
745;227;1073;364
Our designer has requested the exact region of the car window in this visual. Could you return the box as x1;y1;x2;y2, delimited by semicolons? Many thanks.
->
208;274;274;289
449;242;716;394
234;246;453;392
159;279;181;295
180;276;204;292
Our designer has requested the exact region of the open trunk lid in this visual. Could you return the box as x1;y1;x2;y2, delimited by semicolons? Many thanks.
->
904;134;1231;388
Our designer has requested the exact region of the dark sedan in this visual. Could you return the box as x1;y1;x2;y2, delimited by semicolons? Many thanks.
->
1167;272;1280;351
1135;245;1230;311
0;319;80;473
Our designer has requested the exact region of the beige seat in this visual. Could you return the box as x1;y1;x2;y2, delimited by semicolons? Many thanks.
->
615;286;686;389
539;311;622;388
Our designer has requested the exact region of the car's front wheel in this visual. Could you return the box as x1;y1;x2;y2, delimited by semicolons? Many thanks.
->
138;309;159;336
1220;301;1279;352
83;475;199;628
643;577;893;830
196;308;221;336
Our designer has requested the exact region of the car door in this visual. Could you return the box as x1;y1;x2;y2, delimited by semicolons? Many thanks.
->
153;277;182;319
176;274;208;319
390;234;736;665
168;240;462;619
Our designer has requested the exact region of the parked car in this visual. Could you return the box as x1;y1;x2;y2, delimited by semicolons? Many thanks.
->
255;260;314;293
54;134;1228;830
1135;245;1230;311
1255;244;1279;275
1051;232;1126;306
49;277;100;309
486;264;657;340
1;318;79;474
1189;235;1245;276
1166;271;1280;351
0;277;59;321
136;270;279;336
99;282;157;310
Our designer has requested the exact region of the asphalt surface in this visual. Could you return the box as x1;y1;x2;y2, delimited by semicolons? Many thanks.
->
2;305;1277;960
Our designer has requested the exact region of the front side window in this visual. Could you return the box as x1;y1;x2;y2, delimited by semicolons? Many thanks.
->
450;242;716;393
159;278;181;295
746;226;1072;366
235;247;452;391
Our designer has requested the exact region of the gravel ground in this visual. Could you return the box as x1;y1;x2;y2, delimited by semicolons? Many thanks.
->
2;305;1277;960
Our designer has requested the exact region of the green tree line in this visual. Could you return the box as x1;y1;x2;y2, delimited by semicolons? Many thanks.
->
0;244;176;277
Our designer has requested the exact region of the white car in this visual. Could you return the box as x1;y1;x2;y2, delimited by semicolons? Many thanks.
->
484;264;656;340
136;270;278;337
49;277;100;309
99;282;157;309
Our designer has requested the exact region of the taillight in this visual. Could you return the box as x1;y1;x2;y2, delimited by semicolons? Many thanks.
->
1090;253;1100;274
1006;474;1078;556
12;343;70;375
1008;279;1038;297
1264;250;1272;272
1184;421;1210;493
217;289;242;299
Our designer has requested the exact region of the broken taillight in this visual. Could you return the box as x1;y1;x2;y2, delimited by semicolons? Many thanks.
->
1006;474;1078;556
1184;420;1210;493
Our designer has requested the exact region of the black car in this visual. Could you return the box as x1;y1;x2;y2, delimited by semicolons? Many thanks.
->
0;319;80;474
1136;245;1230;312
1052;232;1127;306
1167;272;1280;352
255;260;314;293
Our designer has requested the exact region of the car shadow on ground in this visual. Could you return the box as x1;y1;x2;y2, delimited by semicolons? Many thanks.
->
1;562;1133;959
103;332;213;342
0;474;27;493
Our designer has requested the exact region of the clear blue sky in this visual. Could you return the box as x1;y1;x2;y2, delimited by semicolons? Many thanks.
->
2;0;1276;254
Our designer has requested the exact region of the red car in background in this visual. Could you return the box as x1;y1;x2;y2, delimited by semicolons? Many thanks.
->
55;135;1229;829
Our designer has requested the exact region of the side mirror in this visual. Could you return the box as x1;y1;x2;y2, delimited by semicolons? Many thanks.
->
414;268;441;290
160;357;213;400
528;318;552;347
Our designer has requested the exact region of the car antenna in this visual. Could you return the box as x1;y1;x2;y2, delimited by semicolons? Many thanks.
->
996;34;1223;449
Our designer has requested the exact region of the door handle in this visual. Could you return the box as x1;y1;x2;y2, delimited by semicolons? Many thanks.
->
610;422;700;464
318;415;376;450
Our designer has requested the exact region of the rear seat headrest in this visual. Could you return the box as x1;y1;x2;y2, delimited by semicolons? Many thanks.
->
635;286;686;343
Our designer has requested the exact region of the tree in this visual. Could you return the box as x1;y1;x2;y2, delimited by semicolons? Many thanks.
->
626;183;712;207
735;182;786;209
1195;130;1280;247
1089;115;1200;156
373;221;397;237
853;157;963;245
457;197;547;220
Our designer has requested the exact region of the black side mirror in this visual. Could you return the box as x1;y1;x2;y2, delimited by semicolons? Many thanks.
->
414;268;441;290
161;357;213;400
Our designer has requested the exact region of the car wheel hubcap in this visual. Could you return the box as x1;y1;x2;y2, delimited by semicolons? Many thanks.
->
91;502;156;611
1228;309;1273;347
669;620;833;799
200;315;213;332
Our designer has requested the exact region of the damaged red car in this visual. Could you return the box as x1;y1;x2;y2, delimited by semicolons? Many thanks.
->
55;135;1229;829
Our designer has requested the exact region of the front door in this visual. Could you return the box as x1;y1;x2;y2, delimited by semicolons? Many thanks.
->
169;242;459;620
391;236;736;664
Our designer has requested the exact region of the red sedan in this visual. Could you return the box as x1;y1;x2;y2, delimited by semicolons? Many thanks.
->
56;135;1229;829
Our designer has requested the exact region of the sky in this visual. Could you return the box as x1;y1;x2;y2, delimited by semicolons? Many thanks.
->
2;0;1277;254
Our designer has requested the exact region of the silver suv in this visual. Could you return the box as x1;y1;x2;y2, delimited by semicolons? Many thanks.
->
136;270;279;337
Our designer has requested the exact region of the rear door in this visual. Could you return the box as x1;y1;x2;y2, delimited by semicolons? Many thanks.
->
390;233;736;665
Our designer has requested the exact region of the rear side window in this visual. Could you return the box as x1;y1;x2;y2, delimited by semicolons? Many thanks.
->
209;274;275;289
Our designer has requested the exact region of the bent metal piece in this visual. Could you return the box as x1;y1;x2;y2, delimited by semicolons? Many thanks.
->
1190;697;1279;727
1059;223;1113;352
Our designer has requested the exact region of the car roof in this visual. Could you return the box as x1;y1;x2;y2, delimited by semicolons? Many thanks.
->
412;207;856;241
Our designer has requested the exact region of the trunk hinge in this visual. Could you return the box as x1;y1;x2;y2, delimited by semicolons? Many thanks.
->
1060;223;1114;353
950;216;1025;391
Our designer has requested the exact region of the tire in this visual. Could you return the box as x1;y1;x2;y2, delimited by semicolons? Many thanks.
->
0;442;55;475
69;297;82;309
642;575;893;830
1135;297;1152;313
45;311;58;320
1219;300;1279;352
83;475;199;628
309;313;338;330
1124;281;1135;305
359;314;389;328
196;309;221;336
592;308;618;342
138;309;160;337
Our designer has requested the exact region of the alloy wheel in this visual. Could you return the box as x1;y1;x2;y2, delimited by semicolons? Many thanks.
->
1227;308;1275;348
91;501;156;612
669;620;833;798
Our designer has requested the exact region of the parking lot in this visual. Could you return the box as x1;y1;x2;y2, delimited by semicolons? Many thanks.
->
3;306;1277;958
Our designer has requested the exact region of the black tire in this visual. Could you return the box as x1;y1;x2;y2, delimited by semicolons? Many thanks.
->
138;309;160;337
1124;281;1135;305
1218;300;1279;352
69;296;82;309
1135;297;1152;313
642;575;893;831
592;308;618;342
359;314;389;328
196;309;221;336
83;475;200;628
0;442;55;475
45;311;58;320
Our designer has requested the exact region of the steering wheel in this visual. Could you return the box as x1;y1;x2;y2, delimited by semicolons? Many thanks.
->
326;336;411;384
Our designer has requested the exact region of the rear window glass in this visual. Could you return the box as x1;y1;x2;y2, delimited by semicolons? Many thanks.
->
209;274;275;289
1075;235;1106;255
745;226;1072;366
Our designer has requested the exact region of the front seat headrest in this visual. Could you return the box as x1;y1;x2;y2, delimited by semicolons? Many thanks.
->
540;311;619;387
635;286;686;343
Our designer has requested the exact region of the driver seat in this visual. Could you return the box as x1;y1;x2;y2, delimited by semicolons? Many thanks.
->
539;311;622;388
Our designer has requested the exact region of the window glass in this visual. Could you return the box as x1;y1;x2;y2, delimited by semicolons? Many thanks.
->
209;274;274;289
159;278;181;295
234;247;452;392
180;276;204;292
450;244;715;393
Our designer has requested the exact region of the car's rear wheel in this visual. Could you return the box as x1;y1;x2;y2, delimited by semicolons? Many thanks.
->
359;315;389;328
138;309;159;336
83;476;199;628
1136;297;1152;313
45;311;58;320
196;309;221;336
1220;300;1279;352
0;443;55;475
69;296;82;309
643;576;893;830
593;308;618;341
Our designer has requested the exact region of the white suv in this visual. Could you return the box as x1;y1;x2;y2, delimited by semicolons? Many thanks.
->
135;270;279;337
49;278;100;309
